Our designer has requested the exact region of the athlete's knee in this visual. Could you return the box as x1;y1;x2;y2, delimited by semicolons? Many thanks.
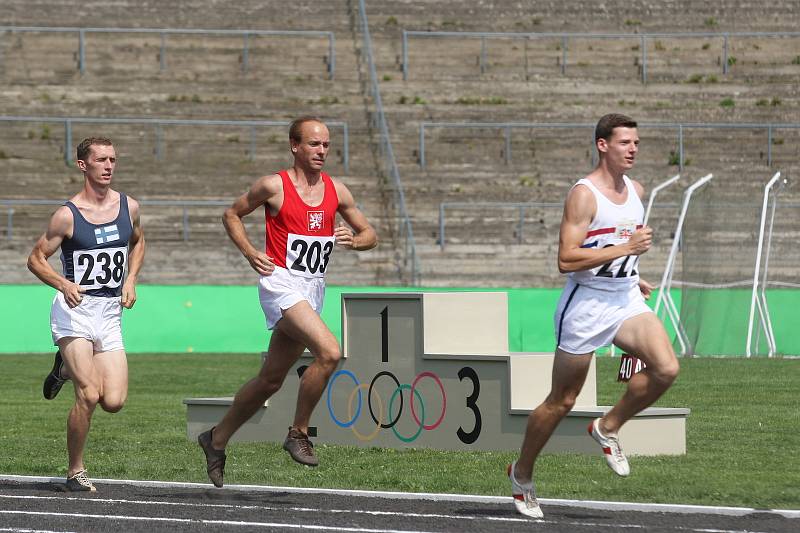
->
544;391;579;417
75;385;101;408
254;373;285;397
315;342;341;369
100;397;125;413
656;357;680;384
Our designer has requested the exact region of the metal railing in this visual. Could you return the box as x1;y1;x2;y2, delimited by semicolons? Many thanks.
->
356;0;419;285
402;30;800;83
1;198;234;242
438;202;560;250
438;199;800;250
0;26;336;79
418;121;800;170
0;116;350;173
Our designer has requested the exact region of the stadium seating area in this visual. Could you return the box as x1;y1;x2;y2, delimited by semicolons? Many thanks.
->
1;0;798;287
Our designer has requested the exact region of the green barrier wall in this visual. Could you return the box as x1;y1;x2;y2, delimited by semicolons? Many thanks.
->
0;285;796;355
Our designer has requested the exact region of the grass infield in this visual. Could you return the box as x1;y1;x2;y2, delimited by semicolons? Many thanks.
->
1;354;798;509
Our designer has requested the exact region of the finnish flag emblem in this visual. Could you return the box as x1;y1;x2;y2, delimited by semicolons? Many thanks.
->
94;224;120;244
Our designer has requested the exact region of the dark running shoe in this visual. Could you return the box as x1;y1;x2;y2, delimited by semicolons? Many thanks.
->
65;470;96;492
283;427;319;466
43;350;67;400
198;427;226;487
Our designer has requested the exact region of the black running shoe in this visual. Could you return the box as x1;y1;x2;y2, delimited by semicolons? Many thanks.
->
283;427;319;466
198;428;226;487
43;350;67;400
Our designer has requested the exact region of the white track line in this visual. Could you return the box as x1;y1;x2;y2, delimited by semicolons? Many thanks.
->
0;529;76;533
1;474;798;519
0;511;437;533
0;508;777;533
0;494;530;524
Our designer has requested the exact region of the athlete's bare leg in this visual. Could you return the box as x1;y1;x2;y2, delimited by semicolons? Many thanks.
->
59;338;127;476
600;312;679;435
513;349;594;484
211;326;305;449
275;301;342;435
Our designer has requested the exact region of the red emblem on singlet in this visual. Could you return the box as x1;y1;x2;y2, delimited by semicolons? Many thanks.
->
307;211;324;232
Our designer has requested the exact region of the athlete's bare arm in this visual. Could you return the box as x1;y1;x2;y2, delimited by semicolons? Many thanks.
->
223;174;283;276
557;184;652;273
122;197;145;309
27;206;86;308
332;179;377;251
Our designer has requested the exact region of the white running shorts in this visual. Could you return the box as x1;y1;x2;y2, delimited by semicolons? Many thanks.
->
553;278;652;355
258;266;326;330
50;292;124;352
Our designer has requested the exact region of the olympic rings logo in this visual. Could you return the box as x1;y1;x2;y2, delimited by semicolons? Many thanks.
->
325;367;481;444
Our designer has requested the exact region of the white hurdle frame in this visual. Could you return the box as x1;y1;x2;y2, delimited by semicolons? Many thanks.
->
610;174;681;357
746;171;784;357
654;173;713;356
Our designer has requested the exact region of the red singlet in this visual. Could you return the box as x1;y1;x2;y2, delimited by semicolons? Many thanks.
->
265;170;339;277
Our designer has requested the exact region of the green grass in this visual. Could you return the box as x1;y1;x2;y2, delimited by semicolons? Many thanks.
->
1;354;798;508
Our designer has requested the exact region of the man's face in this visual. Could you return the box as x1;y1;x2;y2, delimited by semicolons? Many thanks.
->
599;127;639;171
291;121;330;171
78;144;116;185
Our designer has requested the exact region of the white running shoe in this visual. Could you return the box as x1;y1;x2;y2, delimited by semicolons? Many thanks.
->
507;461;544;519
588;418;630;477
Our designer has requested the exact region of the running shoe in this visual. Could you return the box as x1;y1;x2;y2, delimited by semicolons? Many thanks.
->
588;418;630;476
43;350;67;400
198;428;226;487
507;461;543;519
65;470;96;492
283;427;319;466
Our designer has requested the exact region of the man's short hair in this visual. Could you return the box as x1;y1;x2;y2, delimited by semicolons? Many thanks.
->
289;116;324;143
76;137;113;162
595;114;637;142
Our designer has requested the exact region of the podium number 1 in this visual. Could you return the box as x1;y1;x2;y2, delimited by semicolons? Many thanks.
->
380;306;388;362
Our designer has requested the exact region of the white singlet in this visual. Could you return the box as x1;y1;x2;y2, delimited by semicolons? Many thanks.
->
568;175;643;291
554;175;652;354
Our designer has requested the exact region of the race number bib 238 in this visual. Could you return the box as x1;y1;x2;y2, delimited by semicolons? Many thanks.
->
72;247;128;290
286;234;334;278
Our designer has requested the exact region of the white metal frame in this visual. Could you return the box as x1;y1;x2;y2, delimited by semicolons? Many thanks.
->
746;172;785;357
610;174;680;357
655;174;714;356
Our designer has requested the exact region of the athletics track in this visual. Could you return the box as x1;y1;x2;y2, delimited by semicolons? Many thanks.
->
0;475;797;532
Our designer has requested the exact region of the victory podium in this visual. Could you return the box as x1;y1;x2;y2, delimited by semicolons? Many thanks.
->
185;292;689;454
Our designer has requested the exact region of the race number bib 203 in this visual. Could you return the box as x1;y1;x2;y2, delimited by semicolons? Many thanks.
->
72;247;128;290
286;233;335;278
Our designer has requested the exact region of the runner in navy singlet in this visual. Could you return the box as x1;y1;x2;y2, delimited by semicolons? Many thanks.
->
27;137;145;492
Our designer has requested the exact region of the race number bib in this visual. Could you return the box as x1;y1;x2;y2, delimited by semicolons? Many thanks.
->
72;247;128;290
286;233;335;278
617;353;647;382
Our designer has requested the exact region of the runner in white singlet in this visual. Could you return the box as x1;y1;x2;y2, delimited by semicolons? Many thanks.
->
507;114;680;519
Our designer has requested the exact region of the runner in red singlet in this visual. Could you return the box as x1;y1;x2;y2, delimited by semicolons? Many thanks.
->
198;117;377;486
